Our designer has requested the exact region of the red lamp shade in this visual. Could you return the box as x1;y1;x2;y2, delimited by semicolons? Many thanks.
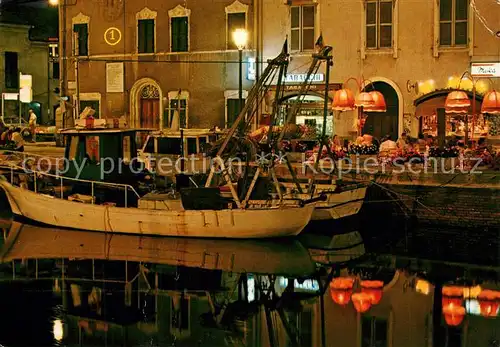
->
352;293;372;313
329;277;355;305
355;92;375;108
361;280;384;305
445;91;471;107
481;91;500;114
445;91;471;114
332;89;355;111
443;305;465;326
364;91;387;112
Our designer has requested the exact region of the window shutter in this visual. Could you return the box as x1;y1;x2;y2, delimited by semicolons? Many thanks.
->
171;18;179;51
179;17;188;52
147;20;155;53
80;24;88;56
138;21;146;53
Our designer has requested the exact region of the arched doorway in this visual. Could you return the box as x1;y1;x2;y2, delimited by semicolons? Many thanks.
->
139;85;160;129
362;81;399;140
129;77;163;129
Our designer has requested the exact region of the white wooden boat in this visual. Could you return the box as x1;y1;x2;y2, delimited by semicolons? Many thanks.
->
0;179;314;239
261;183;367;221
1;222;316;276
310;185;367;221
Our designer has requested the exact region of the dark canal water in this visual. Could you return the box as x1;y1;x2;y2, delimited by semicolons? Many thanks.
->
0;189;499;347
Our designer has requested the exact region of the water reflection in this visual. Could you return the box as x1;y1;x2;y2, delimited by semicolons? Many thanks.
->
0;221;498;347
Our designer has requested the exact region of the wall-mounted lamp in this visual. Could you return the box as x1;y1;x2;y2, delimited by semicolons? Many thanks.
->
406;80;419;94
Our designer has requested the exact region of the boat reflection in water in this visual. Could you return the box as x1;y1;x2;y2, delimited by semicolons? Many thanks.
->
0;222;499;347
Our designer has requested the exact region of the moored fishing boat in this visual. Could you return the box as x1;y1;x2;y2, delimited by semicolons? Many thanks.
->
0;176;314;239
279;181;368;221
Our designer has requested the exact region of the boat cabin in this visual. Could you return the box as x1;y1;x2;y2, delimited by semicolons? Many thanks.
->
60;128;142;183
138;129;225;175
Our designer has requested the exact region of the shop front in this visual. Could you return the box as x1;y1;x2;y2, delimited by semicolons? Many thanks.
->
415;89;486;143
263;73;341;135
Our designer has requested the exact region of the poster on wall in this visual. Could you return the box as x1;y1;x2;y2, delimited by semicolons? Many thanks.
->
106;62;124;93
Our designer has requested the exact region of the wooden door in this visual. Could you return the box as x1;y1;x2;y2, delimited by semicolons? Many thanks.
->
140;99;160;129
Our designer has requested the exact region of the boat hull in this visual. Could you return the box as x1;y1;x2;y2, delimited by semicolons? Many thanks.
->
0;180;314;239
311;187;367;221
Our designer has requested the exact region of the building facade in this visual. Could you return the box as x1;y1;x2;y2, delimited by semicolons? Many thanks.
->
0;23;59;125
58;0;255;130
258;0;500;139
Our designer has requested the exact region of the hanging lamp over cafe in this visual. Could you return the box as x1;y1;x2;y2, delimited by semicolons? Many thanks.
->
481;91;500;114
364;91;387;112
355;91;375;108
445;91;471;114
332;89;355;111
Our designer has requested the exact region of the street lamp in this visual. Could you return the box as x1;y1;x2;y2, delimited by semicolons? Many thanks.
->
232;29;248;114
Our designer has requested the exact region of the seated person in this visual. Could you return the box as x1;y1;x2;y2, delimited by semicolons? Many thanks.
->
11;127;25;152
361;134;373;145
379;135;398;152
396;132;407;149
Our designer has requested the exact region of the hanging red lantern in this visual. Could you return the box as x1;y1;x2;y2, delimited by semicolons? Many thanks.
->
443;305;465;326
332;89;355;111
481;91;500;114
364;91;387;112
352;293;372;313
444;91;471;114
445;91;471;107
361;280;384;305
478;289;500;317
355;92;375;108
329;277;355;305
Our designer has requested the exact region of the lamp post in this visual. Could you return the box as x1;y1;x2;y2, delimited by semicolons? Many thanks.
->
233;29;248;115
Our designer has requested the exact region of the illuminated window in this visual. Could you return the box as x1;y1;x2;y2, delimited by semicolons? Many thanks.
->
168;90;189;128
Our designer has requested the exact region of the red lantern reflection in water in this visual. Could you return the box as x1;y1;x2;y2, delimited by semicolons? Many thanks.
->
443;305;466;326
478;290;500;317
361;280;384;305
352;293;372;313
329;277;355;305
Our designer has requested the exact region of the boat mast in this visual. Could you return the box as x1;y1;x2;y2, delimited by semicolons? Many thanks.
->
204;42;290;196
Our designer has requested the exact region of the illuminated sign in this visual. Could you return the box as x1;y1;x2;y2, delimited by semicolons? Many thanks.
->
285;73;324;83
2;93;19;101
247;57;256;81
470;62;500;77
19;73;32;88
